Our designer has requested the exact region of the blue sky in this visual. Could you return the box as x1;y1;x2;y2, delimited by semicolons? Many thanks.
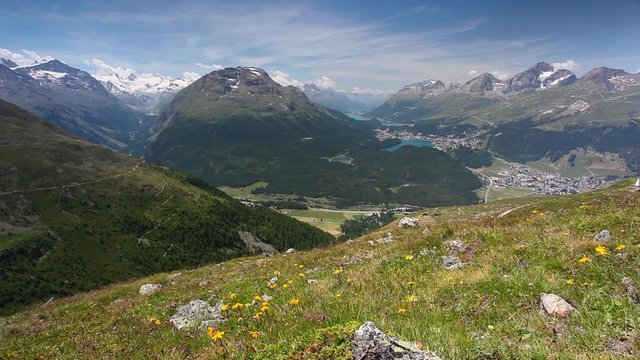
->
1;0;639;93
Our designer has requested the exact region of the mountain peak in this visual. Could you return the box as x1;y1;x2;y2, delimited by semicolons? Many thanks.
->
581;66;630;82
461;73;504;92
531;62;554;72
0;58;18;68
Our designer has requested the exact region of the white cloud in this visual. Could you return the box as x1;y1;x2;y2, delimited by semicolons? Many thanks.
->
552;59;580;72
348;86;388;95
182;71;202;82
468;70;478;76
313;75;336;89
635;68;639;74
0;48;52;66
491;70;510;80
271;70;303;87
195;62;224;70
84;58;135;77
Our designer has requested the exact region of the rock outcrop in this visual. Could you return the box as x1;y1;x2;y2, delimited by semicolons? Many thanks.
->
540;293;576;318
352;321;441;359
139;284;162;296
169;300;226;330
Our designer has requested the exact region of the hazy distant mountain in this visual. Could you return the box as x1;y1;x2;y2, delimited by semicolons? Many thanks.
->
301;83;385;113
0;59;147;150
146;66;481;207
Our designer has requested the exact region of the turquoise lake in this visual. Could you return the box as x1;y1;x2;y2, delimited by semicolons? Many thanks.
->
381;139;432;152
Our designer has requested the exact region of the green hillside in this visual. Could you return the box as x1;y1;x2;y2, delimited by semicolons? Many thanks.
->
0;100;333;315
1;173;638;358
145;67;482;208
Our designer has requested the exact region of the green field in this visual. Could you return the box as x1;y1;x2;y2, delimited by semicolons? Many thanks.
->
286;209;369;236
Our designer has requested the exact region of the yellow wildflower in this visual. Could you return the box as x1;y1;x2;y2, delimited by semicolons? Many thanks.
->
253;312;263;319
287;280;294;284
260;305;270;312
334;268;343;275
249;331;260;339
253;295;262;301
298;272;306;277
282;283;290;289
335;293;342;298
595;245;609;256
267;283;276;289
406;281;416;286
298;264;304;269
207;326;215;337
237;317;244;322
616;244;626;251
532;210;538;213
211;330;224;342
273;271;281;276
581;282;589;287
407;295;418;302
229;292;238;300
398;308;407;314
232;302;243;310
404;254;414;260
221;304;230;311
578;256;592;263
262;301;270;306
289;297;301;305
565;279;574;285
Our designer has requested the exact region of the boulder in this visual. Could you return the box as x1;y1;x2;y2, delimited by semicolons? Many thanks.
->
139;284;162;296
238;231;277;255
441;255;466;270
169;300;226;330
540;293;576;318
352;321;441;359
285;248;296;253
594;230;611;242
398;217;419;228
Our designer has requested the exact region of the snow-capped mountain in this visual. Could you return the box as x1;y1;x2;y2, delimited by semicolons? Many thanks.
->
0;59;146;149
90;63;199;114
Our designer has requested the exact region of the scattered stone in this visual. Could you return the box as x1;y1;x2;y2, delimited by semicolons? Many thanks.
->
447;239;468;253
238;231;278;255
352;321;441;360
260;295;273;302
540;293;576;318
107;298;127;310
167;272;182;279
166;300;177;309
139;284;162;296
169;300;226;331
341;251;375;265
421;227;430;236
634;178;640;188
621;277;639;302
368;233;394;246
441;255;466;270
419;248;433;257
198;280;209;287
307;279;319;285
345;239;354;244
285;248;296;253
303;313;328;321
594;230;611;242
610;337;634;357
398;217;419;228
268;277;279;285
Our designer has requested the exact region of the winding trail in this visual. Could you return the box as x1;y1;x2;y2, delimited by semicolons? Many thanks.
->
0;161;145;197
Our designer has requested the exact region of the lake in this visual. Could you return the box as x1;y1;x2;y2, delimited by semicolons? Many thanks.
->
381;139;432;152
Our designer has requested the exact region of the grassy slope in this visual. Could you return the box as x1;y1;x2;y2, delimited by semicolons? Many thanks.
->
2;179;639;359
0;100;333;315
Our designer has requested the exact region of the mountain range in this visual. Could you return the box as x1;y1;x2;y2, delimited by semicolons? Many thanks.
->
301;83;387;113
145;66;482;207
369;62;640;175
0;58;148;150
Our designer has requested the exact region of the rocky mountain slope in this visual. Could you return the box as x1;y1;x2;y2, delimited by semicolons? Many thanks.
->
0;59;148;150
369;62;640;175
145;66;482;207
0;100;333;315
1;176;638;358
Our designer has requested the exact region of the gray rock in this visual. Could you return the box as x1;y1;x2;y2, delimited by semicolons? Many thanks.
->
285;248;296;253
447;239;468;253
352;321;441;359
139;284;162;296
260;295;273;302
540;293;576;318
621;277;639;302
307;278;319;285
238;231;277;255
594;230;611;242
441;255;466;270
169;300;226;330
398;217;419;228
268;276;279;285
